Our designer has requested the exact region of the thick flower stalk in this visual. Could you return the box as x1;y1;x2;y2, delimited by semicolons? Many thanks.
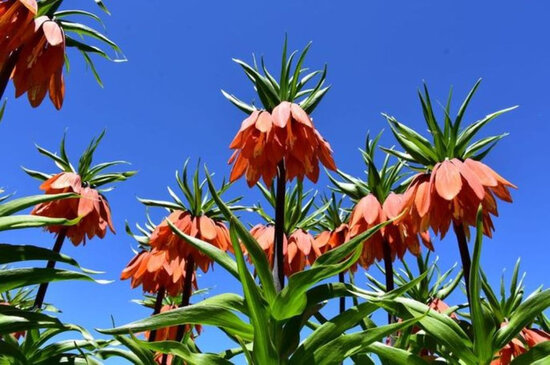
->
24;131;135;309
224;38;336;292
385;80;516;296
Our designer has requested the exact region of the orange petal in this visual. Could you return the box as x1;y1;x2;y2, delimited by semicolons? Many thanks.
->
199;215;217;240
453;158;485;200
272;101;291;128
255;111;273;133
42;21;64;46
434;160;462;200
290;103;313;127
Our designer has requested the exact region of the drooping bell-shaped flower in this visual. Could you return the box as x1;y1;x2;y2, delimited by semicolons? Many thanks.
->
385;80;516;238
0;0;37;65
225;39;336;188
25;132;135;245
12;16;66;109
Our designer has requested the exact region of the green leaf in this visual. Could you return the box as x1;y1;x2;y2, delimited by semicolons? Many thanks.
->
493;289;550;349
167;220;239;279
0;243;78;267
365;342;428;365
97;294;253;341
204;167;276;303
229;225;276;363
0;99;6;122
0;268;107;292
0;215;80;232
0;305;64;334
302;317;420;365
0;193;78;217
270;220;389;320
510;341;550;365
470;205;494;362
137;340;233;365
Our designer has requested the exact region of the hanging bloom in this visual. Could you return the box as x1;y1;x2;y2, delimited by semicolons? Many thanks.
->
11;16;65;109
0;0;37;64
348;193;432;268
491;325;550;364
120;249;198;297
225;39;336;188
24;132;135;245
31;172;114;245
144;304;202;365
315;223;349;253
401;158;516;238
229;102;336;187
149;210;231;273
385;81;516;239
249;224;322;276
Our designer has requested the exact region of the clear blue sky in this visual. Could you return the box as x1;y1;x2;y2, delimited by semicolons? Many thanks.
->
1;0;549;362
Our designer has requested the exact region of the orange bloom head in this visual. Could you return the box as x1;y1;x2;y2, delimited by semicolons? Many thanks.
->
330;133;432;268
11;16;65;109
225;38;336;187
138;162;237;273
249;224;322;276
490;323;550;364
0;0;36;63
385;80;516;238
401;158;516;238
25;131;136;245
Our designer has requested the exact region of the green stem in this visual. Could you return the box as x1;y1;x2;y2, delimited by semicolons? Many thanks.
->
176;256;195;342
33;228;67;310
453;221;472;305
148;287;166;342
273;161;286;292
382;240;395;325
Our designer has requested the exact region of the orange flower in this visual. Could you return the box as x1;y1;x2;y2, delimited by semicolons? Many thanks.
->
315;223;358;272
491;325;550;364
249;224;322;276
0;0;36;63
144;304;202;365
120;249;197;297
402;158;516;239
11;16;65;109
31;172;115;245
229;102;336;187
149;210;231;273
348;193;432;268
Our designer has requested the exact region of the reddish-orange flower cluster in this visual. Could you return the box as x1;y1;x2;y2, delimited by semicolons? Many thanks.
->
149;211;232;273
249;224;323;276
315;223;357;271
31;172;115;245
0;0;36;63
491;326;550;364
401;158;516;239
229;102;336;187
12;16;66;109
120;250;197;297
144;304;202;365
348;193;432;268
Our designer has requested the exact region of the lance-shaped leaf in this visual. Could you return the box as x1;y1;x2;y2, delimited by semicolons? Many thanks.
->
204;167;276;303
270;219;390;320
0;193;78;217
365;342;429;365
0;268;109;292
98;294;253;341
137;340;233;365
510;341;550;365
0;305;64;334
0;215;80;232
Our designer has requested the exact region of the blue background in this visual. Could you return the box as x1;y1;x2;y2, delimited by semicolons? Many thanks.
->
1;0;548;362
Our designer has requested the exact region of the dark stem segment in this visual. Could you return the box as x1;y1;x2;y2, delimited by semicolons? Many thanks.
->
0;50;20;100
148;287;166;342
33;228;67;310
453;221;472;304
338;272;346;314
272;161;286;293
382;240;395;325
176;256;195;342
